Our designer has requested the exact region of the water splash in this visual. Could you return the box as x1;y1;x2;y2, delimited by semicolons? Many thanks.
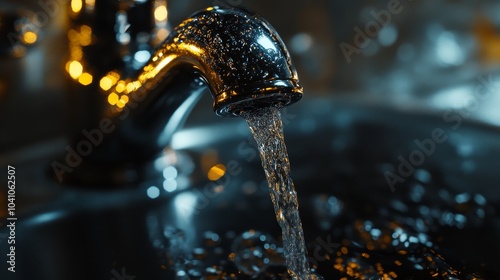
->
242;106;322;280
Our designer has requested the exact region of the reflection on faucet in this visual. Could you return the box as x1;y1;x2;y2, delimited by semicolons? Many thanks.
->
58;7;302;185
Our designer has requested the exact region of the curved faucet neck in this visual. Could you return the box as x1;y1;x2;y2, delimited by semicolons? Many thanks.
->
64;6;302;185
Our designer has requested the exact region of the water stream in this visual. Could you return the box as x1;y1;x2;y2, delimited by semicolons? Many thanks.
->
242;107;322;280
159;106;497;279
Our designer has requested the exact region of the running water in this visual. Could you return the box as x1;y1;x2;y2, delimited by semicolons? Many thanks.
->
241;106;323;280
158;107;496;279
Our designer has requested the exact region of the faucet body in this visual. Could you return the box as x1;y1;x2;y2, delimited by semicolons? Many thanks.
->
62;6;302;184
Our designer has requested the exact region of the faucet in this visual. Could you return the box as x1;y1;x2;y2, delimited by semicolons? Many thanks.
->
59;6;302;185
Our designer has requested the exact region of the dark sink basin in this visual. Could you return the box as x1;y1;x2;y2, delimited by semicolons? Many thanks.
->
1;98;499;279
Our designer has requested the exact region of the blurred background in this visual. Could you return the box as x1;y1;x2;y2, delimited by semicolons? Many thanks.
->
0;0;500;199
1;1;500;278
1;0;500;159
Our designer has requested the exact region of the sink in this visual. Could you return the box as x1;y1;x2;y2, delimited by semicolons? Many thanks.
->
1;97;499;279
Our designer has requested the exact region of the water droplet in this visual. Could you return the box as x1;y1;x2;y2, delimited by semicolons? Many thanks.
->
146;186;160;199
193;247;207;260
184;260;204;278
204;266;222;278
232;231;278;275
455;192;471;204
204;231;220;247
414;169;431;183
474;194;487;206
175;270;189;279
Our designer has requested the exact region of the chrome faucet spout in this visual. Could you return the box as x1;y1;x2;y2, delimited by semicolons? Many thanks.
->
142;6;302;117
63;6;302;184
116;6;301;156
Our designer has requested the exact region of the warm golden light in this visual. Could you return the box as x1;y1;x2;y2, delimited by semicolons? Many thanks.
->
68;60;83;79
154;5;168;22
475;16;500;63
116;99;126;108
68;29;78;41
22;31;38;45
71;0;83;13
78;72;93;85
179;43;203;55
80;37;91;46
133;80;142;88
108;92;119;105
69;45;83;60
156;28;169;42
138;54;176;84
152;54;176;75
81;25;92;35
115;80;126;93
125;82;135;93
85;0;95;11
80;25;92;46
200;149;218;173
109;71;120;79
341;247;348;254
106;72;120;85
207;164;226;181
99;76;113;91
120;95;129;103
